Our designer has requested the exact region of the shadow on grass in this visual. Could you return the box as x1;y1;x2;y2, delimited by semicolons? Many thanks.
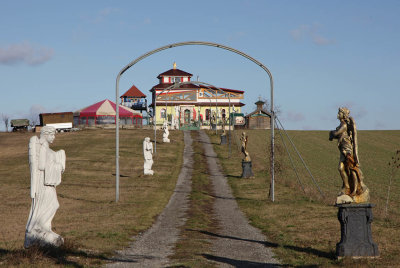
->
187;229;278;248
112;173;131;178
283;245;335;260
0;241;110;267
227;174;242;179
188;229;334;262
202;253;285;267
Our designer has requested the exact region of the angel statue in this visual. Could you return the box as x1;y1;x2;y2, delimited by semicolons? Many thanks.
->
329;107;369;204
143;137;154;175
162;121;170;143
24;126;65;248
240;132;251;162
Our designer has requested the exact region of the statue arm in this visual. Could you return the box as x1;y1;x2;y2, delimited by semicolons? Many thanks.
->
38;144;47;171
329;121;346;140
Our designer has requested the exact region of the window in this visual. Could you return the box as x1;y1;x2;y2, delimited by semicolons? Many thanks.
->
205;109;210;120
174;77;181;83
222;109;226;119
160;108;166;119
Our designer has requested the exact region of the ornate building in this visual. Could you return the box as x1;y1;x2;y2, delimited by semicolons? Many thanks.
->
150;63;245;127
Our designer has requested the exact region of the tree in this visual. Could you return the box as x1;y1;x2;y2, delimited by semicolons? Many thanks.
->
1;113;10;132
28;105;46;128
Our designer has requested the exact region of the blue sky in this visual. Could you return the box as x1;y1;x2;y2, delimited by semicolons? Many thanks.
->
1;0;399;130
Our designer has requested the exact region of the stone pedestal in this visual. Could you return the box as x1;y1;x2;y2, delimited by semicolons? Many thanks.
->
241;160;254;178
220;134;227;145
336;203;379;258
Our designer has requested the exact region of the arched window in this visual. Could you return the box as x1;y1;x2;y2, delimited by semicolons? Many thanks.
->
160;108;166;119
205;109;210;120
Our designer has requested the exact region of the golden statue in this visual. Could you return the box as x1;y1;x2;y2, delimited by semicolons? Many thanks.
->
329;107;369;204
241;132;251;162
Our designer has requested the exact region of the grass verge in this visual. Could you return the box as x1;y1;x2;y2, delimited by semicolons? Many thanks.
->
208;129;400;267
0;129;184;267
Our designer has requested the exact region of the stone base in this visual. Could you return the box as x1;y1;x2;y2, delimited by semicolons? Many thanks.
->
241;160;254;178
336;203;379;258
220;134;227;145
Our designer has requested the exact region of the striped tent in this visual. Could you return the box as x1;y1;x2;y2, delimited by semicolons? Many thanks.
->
74;99;142;126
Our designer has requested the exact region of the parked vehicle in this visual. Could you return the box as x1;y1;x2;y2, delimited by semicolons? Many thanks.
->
39;112;73;132
10;119;29;132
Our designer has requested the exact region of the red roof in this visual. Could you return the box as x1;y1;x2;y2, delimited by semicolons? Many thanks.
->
157;68;193;78
77;99;142;118
121;84;146;98
150;83;244;94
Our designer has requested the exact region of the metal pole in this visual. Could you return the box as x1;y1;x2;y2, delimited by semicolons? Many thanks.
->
154;94;157;154
215;88;218;135
115;77;120;202
270;80;275;202
115;41;274;202
228;94;231;157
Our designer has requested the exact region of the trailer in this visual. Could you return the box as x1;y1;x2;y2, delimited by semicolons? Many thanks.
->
10;119;30;132
39;112;73;132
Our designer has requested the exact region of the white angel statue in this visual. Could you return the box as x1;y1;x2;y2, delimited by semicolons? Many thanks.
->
24;126;65;248
143;137;154;175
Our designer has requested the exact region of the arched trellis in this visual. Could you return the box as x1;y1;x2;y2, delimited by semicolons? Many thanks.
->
153;80;232;153
115;41;275;202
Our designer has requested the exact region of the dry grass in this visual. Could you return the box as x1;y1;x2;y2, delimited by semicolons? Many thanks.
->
209;129;400;267
0;129;184;267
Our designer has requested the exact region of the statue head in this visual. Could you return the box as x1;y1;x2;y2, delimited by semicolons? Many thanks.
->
40;126;56;144
144;137;151;143
338;107;350;121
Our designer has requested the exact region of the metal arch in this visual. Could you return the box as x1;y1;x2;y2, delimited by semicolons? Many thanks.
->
115;41;275;203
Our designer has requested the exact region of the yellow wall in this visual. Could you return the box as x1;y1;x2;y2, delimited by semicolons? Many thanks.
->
154;105;241;125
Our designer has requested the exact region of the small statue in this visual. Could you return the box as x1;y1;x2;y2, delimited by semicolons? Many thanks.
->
143;137;154;175
240;132;251;162
329;107;369;204
162;122;170;143
25;126;65;248
221;117;226;135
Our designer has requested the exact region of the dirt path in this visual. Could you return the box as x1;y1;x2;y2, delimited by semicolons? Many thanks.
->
107;131;193;267
198;130;280;267
108;130;279;267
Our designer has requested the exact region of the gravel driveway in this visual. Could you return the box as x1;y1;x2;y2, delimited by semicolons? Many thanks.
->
107;130;279;267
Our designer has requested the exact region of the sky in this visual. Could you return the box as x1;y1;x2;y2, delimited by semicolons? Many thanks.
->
1;0;399;131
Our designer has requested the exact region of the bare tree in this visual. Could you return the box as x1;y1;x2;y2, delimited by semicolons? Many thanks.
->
1;113;10;132
28;105;46;128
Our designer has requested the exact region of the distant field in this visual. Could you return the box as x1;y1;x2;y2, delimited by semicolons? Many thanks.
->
209;129;400;267
0;129;184;267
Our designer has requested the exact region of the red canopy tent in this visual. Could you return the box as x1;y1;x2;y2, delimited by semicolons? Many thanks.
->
74;99;142;126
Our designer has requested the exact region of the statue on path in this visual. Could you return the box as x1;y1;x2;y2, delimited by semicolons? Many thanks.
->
329;107;369;204
240;132;251;162
162;122;170;143
25;126;65;248
143;137;154;175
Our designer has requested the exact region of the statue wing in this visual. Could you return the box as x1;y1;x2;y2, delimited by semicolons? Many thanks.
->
28;136;39;199
350;117;359;164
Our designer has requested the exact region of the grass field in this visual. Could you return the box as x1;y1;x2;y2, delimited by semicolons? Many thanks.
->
209;129;400;266
1;128;399;267
0;129;184;267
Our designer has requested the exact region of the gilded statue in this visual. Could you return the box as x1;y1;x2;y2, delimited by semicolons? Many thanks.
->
240;132;251;162
329;107;369;204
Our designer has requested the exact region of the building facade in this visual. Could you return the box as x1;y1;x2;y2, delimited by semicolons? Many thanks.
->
150;63;245;127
